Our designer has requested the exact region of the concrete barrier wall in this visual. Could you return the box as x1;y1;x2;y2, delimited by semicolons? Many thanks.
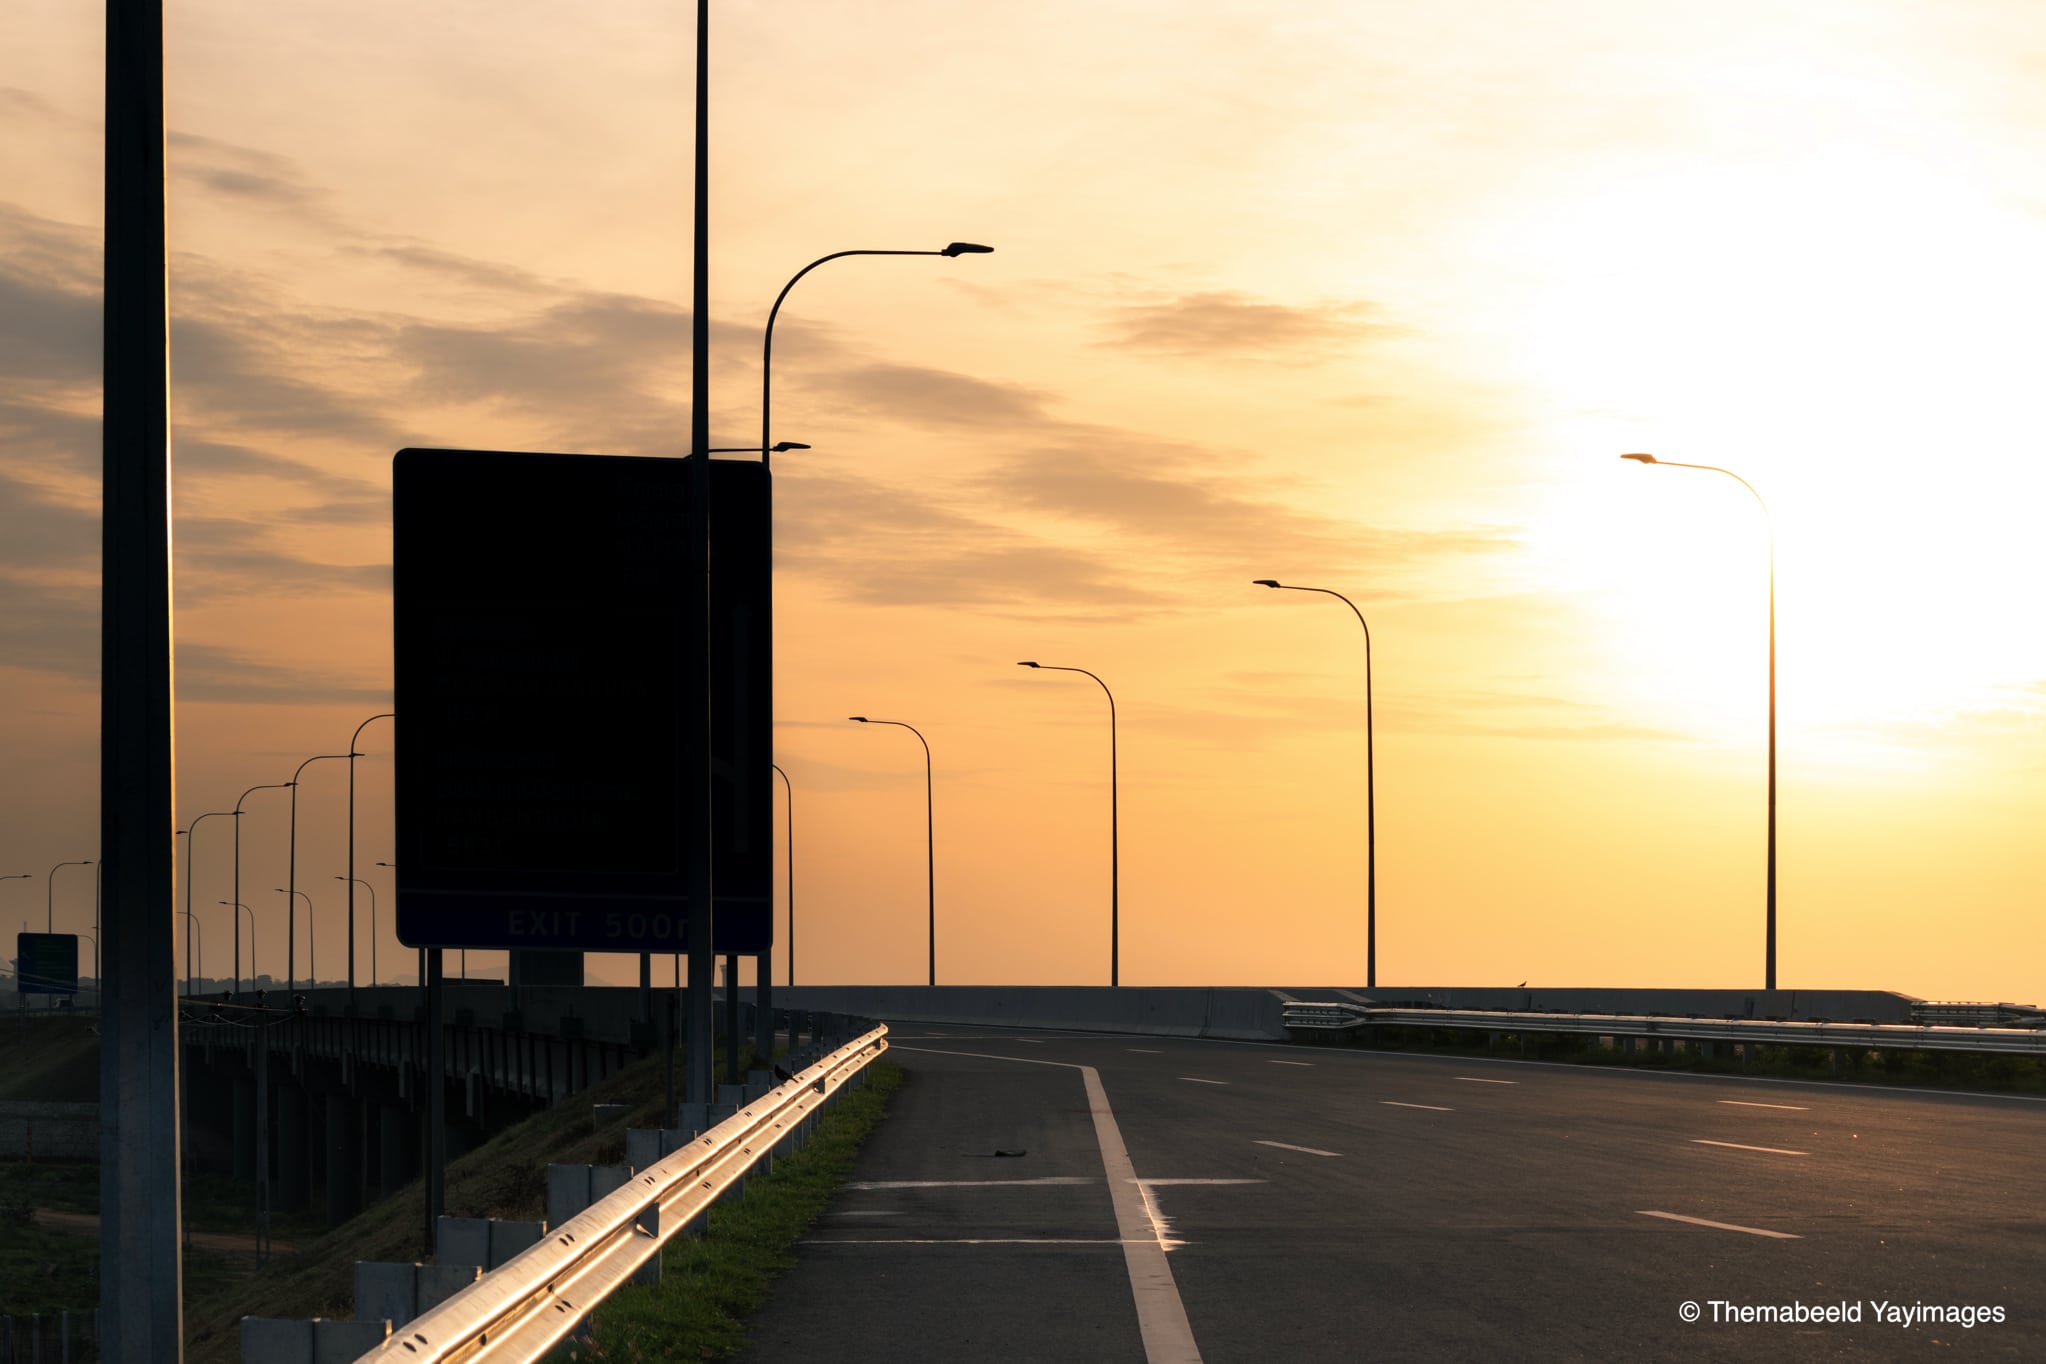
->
0;1100;99;1159
298;981;1924;1043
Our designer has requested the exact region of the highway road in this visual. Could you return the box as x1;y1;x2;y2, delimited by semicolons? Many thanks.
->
736;1026;2045;1362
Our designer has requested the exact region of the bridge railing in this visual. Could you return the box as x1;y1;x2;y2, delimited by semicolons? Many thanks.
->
347;1020;889;1364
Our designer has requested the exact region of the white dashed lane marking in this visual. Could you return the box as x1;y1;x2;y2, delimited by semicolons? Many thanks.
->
1381;1101;1453;1112
1718;1099;1808;1110
1691;1139;1808;1156
1181;1077;1229;1086
1639;1210;1801;1239
1255;1140;1341;1158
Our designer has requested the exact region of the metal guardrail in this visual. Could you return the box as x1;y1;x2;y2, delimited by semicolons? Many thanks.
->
1364;1008;2046;1055
351;1021;889;1363
1281;1001;1370;1035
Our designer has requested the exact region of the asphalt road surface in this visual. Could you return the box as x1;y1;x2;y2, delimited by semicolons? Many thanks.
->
735;1027;2045;1362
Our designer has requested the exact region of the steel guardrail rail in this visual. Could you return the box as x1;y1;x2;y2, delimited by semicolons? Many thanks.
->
1365;1008;2046;1055
1281;1001;1371;1030
351;1021;889;1364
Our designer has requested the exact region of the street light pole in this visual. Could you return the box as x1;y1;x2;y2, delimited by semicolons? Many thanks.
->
219;901;256;988
1017;662;1120;985
176;910;202;998
336;877;376;987
771;764;794;986
1254;580;1378;989
286;753;349;995
178;814;231;999
1620;453;1778;989
48;859;93;933
850;717;936;985
275;889;315;990
346;713;395;1002
232;782;292;997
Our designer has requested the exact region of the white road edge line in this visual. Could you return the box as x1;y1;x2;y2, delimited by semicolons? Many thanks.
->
1255;1140;1341;1158
846;1177;1097;1190
1381;1101;1453;1111
802;1237;1141;1246
895;1045;1205;1364
1718;1099;1809;1110
1691;1139;1808;1156
1638;1210;1801;1240
1454;1076;1517;1085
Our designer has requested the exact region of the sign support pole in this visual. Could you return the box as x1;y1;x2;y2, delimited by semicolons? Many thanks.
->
99;0;183;1354
685;0;715;1108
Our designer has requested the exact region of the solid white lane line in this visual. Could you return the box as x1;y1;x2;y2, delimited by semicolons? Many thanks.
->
1718;1099;1809;1110
1381;1101;1453;1112
1181;1077;1229;1085
1017;1039;1046;1045
895;1045;1205;1364
845;1177;1097;1190
1455;1076;1517;1085
1255;1140;1341;1158
1137;1178;1265;1186
1268;1060;1313;1067
1638;1210;1801;1240
1691;1139;1808;1156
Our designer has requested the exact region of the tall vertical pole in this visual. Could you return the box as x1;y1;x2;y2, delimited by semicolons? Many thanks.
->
98;0;183;1352
347;714;394;1005
685;0;716;1108
1765;544;1776;990
773;764;794;985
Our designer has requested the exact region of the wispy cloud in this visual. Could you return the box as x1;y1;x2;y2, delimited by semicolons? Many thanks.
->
1102;290;1394;361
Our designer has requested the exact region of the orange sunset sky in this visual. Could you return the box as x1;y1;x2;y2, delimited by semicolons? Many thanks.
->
2;1;2042;1001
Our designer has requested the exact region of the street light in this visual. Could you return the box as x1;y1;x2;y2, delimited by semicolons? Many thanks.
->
1620;452;1778;989
219;901;256;987
47;859;92;933
850;717;936;985
232;782;293;997
336;877;377;988
275;889;316;988
771;764;795;986
287;752;350;994
1254;579;1380;989
1017;662;1121;986
759;242;989;1009
177;909;203;998
178;813;232;1001
760;243;993;471
346;713;394;998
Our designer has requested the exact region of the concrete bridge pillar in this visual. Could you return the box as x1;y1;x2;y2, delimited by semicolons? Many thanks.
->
325;1091;362;1226
233;1074;257;1182
275;1084;310;1211
380;1103;419;1198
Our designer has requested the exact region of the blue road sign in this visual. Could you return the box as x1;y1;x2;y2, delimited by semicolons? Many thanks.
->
392;449;771;954
15;932;79;995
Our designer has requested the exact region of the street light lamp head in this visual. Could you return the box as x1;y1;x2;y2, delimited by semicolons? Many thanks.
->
1252;579;1282;588
1017;661;1040;668
940;242;994;256
1621;452;1659;464
770;441;811;453
849;716;869;723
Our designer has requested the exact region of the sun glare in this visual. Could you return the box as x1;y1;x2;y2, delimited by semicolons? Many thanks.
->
1509;150;2046;763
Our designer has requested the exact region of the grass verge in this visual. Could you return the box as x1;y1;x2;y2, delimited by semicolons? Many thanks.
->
569;1060;905;1363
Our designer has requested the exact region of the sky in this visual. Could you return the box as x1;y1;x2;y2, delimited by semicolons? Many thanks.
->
2;0;2043;1001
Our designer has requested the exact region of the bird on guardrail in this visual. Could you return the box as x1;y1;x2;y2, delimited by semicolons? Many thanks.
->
773;1062;796;1084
